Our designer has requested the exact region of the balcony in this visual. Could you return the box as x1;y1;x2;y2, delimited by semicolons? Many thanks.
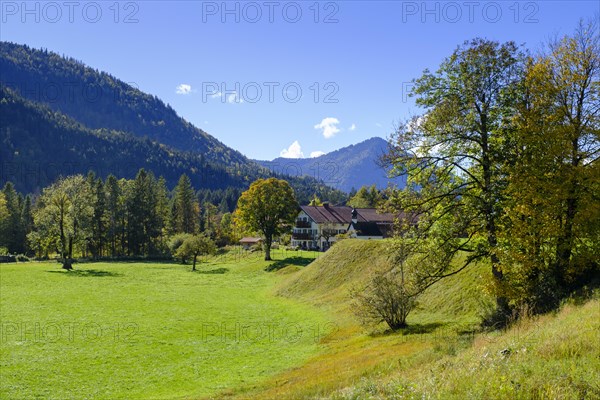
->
295;220;311;228
292;232;315;241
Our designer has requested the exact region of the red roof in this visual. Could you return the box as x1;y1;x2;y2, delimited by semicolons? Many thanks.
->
300;205;361;224
300;205;396;224
354;208;396;223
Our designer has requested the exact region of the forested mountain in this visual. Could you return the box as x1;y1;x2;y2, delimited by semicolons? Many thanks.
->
0;86;244;192
0;42;346;204
256;137;406;192
0;41;246;166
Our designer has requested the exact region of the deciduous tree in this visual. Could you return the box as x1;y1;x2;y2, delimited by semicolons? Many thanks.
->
385;38;526;322
31;175;94;269
235;178;298;260
176;234;216;271
500;21;600;311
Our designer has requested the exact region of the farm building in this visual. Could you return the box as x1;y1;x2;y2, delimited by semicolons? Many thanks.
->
291;203;397;250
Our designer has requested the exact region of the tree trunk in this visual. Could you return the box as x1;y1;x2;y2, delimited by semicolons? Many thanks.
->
192;253;197;271
481;122;510;322
555;143;579;290
59;206;67;268
62;258;73;270
264;236;272;261
63;236;74;270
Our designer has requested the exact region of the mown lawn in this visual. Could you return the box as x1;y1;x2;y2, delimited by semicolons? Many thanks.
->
0;249;332;399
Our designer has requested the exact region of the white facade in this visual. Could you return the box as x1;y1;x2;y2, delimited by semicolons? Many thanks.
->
291;211;347;250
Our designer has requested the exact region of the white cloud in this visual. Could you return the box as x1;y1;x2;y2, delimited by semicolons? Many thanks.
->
208;91;243;103
176;84;192;95
227;92;244;104
314;117;340;139
349;123;357;131
280;141;304;158
375;122;382;128
310;151;326;158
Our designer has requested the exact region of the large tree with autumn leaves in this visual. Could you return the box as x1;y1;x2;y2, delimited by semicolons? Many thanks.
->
499;20;600;312
235;178;298;261
385;20;599;322
385;38;527;322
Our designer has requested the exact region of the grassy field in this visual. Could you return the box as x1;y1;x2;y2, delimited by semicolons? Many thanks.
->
0;249;333;399
2;241;598;399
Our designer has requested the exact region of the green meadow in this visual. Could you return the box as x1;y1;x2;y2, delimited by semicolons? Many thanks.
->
1;242;598;399
0;249;331;399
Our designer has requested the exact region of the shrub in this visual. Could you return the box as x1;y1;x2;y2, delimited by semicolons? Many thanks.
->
351;272;418;330
349;238;438;331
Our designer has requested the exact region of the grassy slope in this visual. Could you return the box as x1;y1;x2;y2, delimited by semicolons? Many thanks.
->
238;240;599;400
328;297;600;399
277;239;492;328
0;249;330;400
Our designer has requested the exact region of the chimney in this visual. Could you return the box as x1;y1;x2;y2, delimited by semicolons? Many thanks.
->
322;202;330;209
351;207;358;224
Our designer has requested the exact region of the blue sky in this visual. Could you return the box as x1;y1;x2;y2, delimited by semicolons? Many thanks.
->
2;1;598;160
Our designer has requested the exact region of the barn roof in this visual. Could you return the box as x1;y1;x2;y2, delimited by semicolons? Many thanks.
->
354;208;396;223
300;205;397;224
300;205;366;224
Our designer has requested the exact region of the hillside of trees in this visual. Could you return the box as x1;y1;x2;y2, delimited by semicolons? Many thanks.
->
0;41;247;166
0;86;247;192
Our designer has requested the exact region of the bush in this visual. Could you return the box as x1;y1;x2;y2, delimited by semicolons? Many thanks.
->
350;239;428;331
351;272;418;330
0;255;16;263
249;244;261;252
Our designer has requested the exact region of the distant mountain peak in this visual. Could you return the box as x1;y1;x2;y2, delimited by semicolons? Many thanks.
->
256;137;405;192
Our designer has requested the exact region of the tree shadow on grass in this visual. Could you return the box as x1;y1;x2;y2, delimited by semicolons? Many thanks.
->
194;267;229;274
46;269;122;277
399;322;446;336
369;322;447;338
265;257;314;272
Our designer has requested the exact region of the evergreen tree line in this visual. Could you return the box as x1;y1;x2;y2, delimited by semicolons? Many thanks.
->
0;170;246;259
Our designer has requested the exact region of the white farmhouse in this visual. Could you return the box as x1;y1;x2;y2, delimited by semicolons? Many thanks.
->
291;203;396;250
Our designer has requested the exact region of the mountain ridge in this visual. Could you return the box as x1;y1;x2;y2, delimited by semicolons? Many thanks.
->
256;137;405;192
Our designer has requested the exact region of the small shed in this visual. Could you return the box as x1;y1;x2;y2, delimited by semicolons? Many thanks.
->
239;237;263;250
